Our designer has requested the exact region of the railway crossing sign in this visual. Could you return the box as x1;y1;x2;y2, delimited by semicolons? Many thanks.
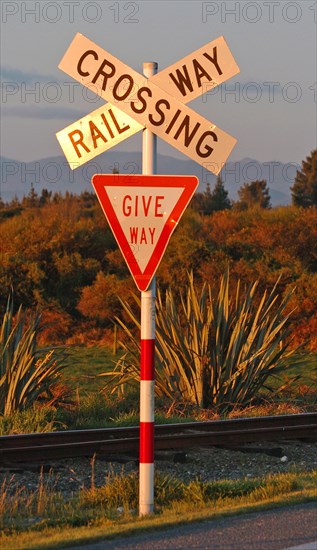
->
92;174;199;291
56;37;240;517
57;33;239;173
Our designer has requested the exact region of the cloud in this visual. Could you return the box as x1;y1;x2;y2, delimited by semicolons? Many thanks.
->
1;66;62;85
1;105;83;120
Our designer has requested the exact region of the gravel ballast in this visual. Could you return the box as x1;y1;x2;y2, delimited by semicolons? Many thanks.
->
1;440;316;497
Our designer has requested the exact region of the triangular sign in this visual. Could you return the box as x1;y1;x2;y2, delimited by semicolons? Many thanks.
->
92;174;199;291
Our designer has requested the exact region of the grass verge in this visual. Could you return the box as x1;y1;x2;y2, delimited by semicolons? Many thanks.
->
0;470;316;550
62;346;121;394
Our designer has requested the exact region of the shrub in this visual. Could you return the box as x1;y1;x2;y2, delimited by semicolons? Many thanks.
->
105;271;310;412
0;295;67;416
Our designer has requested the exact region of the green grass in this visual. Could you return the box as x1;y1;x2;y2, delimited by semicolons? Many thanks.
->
282;355;316;386
0;345;315;435
264;354;316;409
0;407;63;436
0;390;196;435
0;349;315;546
61;346;316;420
267;354;316;386
0;470;316;550
63;346;316;396
62;346;121;394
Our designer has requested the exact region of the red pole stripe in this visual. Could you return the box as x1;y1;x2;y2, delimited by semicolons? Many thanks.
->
140;339;155;380
139;422;154;463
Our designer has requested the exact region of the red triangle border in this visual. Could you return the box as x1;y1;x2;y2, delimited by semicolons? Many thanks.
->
92;174;199;291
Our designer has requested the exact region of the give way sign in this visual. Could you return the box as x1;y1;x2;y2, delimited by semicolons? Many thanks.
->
57;34;239;174
92;174;199;291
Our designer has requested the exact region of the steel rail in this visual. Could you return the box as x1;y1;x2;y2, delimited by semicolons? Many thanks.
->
0;413;316;464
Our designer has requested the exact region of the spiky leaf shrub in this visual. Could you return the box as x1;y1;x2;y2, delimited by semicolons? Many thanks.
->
104;271;307;412
0;296;66;416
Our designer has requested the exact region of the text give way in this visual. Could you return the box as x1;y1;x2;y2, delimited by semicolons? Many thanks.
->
92;175;199;291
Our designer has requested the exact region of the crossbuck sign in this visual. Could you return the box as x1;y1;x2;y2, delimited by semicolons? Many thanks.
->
57;34;239;173
57;35;240;518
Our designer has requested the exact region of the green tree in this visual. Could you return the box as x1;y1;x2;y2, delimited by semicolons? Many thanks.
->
291;149;317;207
191;178;231;215
190;191;205;214
210;176;231;211
22;183;39;208
39;189;52;206
203;181;213;213
237;180;271;209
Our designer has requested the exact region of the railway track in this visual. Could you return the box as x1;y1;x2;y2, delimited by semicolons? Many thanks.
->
0;413;316;465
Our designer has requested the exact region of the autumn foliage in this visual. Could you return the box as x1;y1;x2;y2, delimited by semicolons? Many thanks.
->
0;189;316;350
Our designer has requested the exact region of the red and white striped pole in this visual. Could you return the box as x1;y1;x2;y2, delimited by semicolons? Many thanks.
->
139;61;158;516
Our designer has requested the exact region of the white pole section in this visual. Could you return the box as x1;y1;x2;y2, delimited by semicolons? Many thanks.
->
139;61;158;516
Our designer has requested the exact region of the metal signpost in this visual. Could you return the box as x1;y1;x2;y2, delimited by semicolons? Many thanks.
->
92;172;199;514
57;34;239;515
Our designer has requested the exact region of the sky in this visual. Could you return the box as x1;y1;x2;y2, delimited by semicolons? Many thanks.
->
1;0;316;168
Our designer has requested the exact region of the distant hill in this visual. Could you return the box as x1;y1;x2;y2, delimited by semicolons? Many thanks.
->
0;153;296;206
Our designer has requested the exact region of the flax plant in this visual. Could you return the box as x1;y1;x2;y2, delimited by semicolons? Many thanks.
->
105;271;308;412
0;295;66;416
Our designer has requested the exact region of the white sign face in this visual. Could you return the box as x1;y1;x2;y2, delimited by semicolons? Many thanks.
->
56;103;142;167
58;33;239;174
106;186;183;272
92;175;199;291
